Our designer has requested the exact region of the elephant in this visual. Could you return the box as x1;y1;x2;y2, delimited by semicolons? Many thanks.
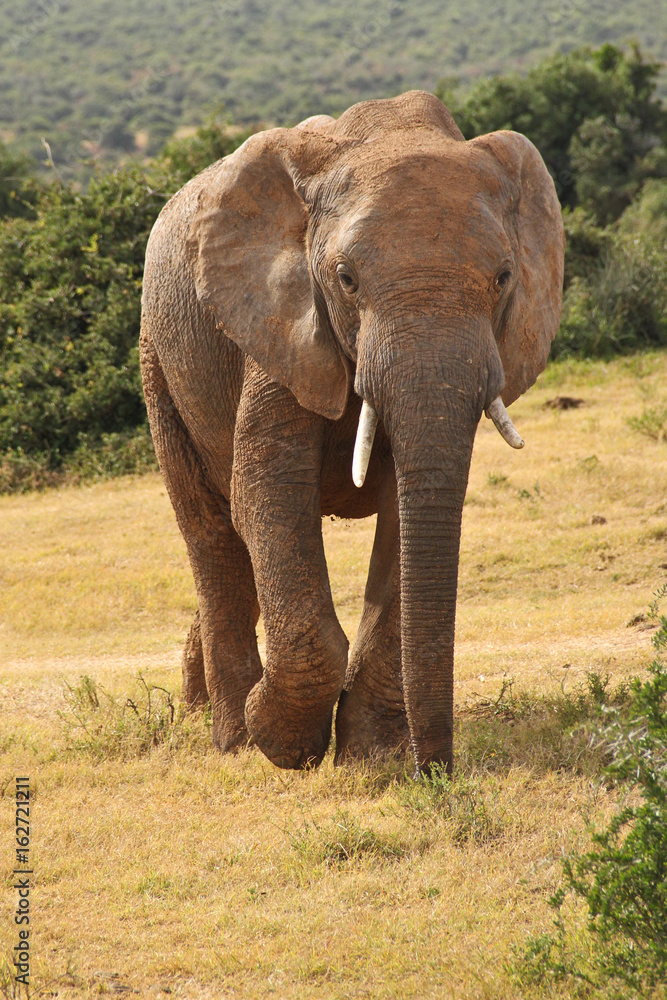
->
140;90;564;774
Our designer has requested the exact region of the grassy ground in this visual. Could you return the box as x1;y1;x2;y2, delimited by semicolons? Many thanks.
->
0;353;666;998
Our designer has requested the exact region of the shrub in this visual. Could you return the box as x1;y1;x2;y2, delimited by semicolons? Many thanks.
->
0;138;37;219
441;44;667;226
457;671;632;778
286;808;407;868
0;115;255;493
554;222;667;358
58;673;208;759
514;587;667;995
397;765;506;844
558;588;667;993
0;166;165;466
627;406;667;444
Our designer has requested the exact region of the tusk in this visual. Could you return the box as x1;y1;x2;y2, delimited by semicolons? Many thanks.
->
352;400;378;487
485;396;525;449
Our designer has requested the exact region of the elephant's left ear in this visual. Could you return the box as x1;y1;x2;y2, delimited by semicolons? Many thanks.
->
471;130;565;406
188;129;351;420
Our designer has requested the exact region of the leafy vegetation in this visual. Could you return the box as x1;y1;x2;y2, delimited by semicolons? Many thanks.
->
285;807;409;869
0;43;666;490
441;44;667;359
628;403;667;442
0;119;249;489
456;672;633;778
440;43;667;221
1;0;664;177
513;588;667;996
0;168;162;460
59;672;207;759
0;138;35;218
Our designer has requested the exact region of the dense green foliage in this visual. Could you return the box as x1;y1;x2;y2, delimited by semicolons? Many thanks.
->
0;138;36;218
515;588;667;995
440;43;667;223
0;44;666;489
555;196;667;358
0;0;665;180
0;119;250;489
0;168;159;457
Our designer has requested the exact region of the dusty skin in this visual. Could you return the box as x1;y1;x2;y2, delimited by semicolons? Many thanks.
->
141;90;564;771
0;353;665;999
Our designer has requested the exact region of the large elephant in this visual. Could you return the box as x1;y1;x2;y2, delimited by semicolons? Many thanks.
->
140;91;564;774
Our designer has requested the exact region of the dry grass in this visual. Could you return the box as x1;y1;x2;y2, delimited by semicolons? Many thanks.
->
0;353;666;999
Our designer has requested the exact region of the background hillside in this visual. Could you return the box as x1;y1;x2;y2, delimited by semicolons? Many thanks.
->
1;0;666;171
1;40;667;492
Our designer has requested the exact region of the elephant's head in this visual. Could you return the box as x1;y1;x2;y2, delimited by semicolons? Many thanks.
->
188;91;564;772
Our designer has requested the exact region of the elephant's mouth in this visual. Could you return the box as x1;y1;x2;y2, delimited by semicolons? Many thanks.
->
351;394;524;488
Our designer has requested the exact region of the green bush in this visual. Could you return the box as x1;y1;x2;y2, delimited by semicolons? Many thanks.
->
59;673;211;760
457;671;632;778
286;808;407;868
397;766;506;845
441;43;667;226
0;116;252;492
554;209;667;358
514;587;667;995
559;588;667;993
0;138;36;219
0;165;165;465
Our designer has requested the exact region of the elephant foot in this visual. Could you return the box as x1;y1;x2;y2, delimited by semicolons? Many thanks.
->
211;716;251;754
181;611;209;710
244;675;337;769
209;700;253;754
334;682;410;764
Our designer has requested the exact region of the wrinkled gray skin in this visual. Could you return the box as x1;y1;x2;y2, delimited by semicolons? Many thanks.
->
140;91;564;773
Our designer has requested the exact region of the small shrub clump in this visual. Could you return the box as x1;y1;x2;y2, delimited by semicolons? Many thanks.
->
457;671;632;778
627;405;667;444
286;807;407;869
513;586;667;996
59;673;210;760
397;765;506;845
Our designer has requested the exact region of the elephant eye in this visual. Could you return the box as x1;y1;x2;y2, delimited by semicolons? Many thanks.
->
336;263;358;294
494;269;512;291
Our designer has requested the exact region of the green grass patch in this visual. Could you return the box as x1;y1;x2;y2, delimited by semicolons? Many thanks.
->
285;807;409;869
457;672;633;778
58;672;211;760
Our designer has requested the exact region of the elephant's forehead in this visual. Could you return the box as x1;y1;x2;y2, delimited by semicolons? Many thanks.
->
324;143;510;262
338;134;504;200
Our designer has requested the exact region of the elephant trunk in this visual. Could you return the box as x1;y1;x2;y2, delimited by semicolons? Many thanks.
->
394;474;467;771
356;314;505;773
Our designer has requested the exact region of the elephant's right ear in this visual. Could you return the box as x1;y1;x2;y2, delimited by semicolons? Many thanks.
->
188;130;351;420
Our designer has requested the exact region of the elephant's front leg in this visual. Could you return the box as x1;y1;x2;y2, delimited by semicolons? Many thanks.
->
335;458;409;762
231;360;349;769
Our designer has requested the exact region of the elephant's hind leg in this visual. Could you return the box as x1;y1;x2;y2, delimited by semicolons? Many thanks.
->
142;334;262;751
335;459;409;762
